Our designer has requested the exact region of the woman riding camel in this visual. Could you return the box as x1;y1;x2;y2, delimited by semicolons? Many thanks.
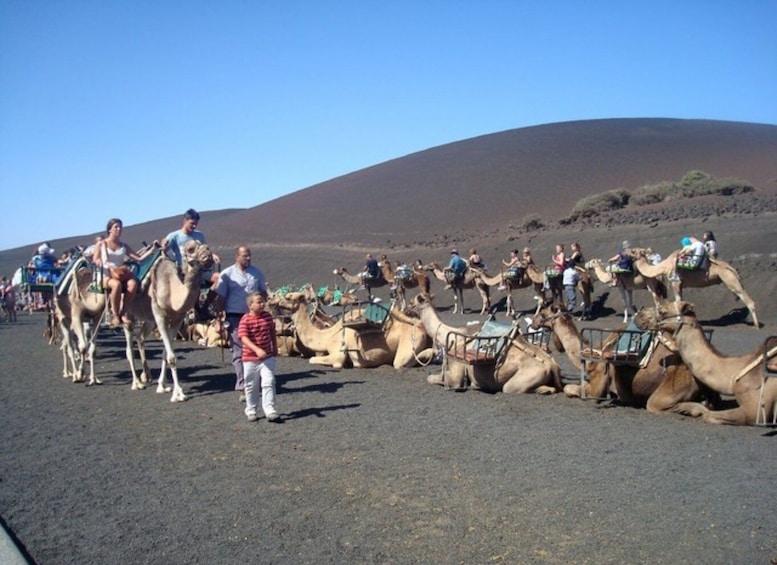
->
93;218;156;327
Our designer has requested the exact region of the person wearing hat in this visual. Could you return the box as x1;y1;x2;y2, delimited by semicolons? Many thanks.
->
607;240;634;287
28;242;59;285
671;235;706;281
443;249;467;288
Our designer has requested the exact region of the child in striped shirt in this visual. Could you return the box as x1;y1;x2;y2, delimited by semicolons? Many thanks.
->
238;291;280;423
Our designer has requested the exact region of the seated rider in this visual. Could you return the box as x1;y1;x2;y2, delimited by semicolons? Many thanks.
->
670;236;707;281
521;247;535;267
444;249;467;287
29;243;59;283
361;253;381;281
502;249;523;280
468;248;486;271
703;231;718;259
607;240;633;287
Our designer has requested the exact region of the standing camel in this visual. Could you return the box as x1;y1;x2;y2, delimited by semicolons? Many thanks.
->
52;259;108;385
333;263;390;300
471;268;543;318
629;249;759;328
531;303;717;414
408;294;561;394
634;301;775;425
422;262;491;315
122;240;214;401
585;258;666;323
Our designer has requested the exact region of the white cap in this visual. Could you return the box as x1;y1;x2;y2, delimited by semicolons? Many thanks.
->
38;244;55;255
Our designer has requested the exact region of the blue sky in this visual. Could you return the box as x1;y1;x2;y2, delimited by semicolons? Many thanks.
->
1;0;775;252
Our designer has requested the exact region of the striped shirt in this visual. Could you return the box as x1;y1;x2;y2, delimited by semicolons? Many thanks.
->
238;311;276;362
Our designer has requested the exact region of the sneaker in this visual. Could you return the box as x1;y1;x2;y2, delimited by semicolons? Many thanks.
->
238;393;246;403
497;284;506;291
246;413;258;422
266;413;281;423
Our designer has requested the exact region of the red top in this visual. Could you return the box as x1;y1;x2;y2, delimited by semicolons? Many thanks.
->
238;311;277;362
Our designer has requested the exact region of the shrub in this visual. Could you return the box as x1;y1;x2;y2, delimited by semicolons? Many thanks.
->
519;214;544;231
570;189;630;219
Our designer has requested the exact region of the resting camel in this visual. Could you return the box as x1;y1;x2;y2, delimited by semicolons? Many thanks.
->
408;294;561;394
122;240;214;401
585;258;667;323
628;249;759;328
51;257;108;385
634;301;776;425
276;292;434;369
422;262;491;315
531;303;717;414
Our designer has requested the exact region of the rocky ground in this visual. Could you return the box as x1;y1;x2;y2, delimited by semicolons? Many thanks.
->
1;300;776;564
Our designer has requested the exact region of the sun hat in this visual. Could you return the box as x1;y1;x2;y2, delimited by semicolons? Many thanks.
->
37;243;54;255
681;237;691;247
622;240;631;249
451;248;458;254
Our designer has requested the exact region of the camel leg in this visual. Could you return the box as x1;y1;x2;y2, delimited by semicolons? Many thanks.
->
502;371;557;395
154;319;186;402
123;325;145;390
720;275;760;328
78;322;101;386
702;407;748;425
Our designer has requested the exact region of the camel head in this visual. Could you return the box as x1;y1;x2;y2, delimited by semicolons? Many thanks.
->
633;300;697;333
269;291;308;312
182;240;215;271
530;302;566;331
407;292;435;315
333;267;348;275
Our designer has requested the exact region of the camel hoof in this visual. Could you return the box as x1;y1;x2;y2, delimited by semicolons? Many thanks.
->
132;382;146;391
156;384;172;394
170;391;187;402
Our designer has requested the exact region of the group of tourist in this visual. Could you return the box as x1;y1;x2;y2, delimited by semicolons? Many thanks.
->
26;209;281;425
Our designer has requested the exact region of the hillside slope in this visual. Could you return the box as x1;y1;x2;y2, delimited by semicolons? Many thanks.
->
2;118;776;326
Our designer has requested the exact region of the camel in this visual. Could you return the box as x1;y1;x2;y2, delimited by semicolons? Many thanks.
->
408;294;562;394
585;258;667;323
629;249;759;328
471;267;543;318
121;240;214;401
531;303;718;414
333;262;391;300
275;292;434;369
384;259;432;310
634;301;776;425
421;262;491;315
51;258;108;385
474;264;593;319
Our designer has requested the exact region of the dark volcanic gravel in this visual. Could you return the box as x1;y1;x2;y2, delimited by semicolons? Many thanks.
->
1;312;776;565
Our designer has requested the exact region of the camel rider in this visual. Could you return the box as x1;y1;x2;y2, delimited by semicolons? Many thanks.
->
444;249;467;288
607;240;633;288
161;208;221;273
361;253;381;281
670;236;707;281
162;208;222;311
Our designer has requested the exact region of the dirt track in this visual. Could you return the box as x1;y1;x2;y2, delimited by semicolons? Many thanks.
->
1;311;776;565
